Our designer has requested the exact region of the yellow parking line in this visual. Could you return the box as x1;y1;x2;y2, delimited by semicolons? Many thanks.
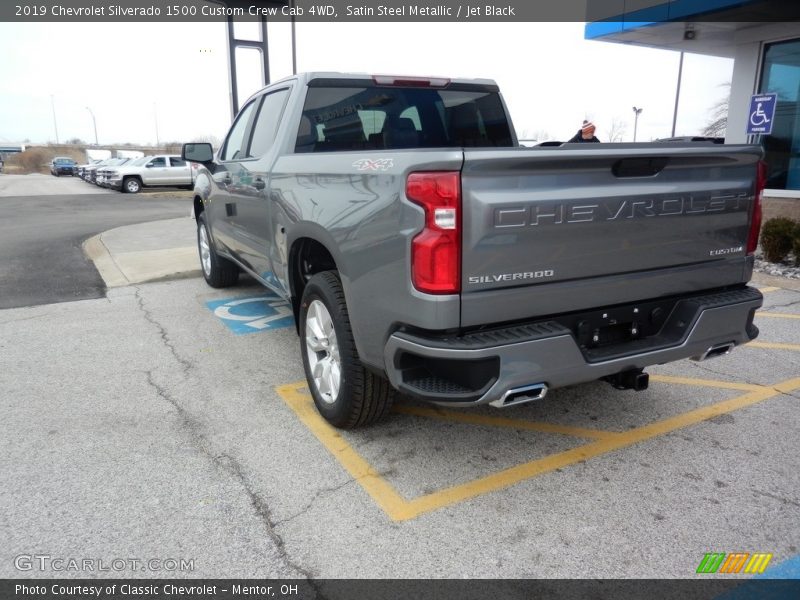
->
757;286;780;293
747;341;800;352
392;405;617;440
277;376;800;522
403;384;786;520
276;383;410;519
757;312;800;320
773;377;800;394
649;374;762;392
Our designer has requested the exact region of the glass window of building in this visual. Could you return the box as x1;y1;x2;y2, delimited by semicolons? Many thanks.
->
761;38;800;190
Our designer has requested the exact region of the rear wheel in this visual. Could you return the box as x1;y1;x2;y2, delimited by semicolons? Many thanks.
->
300;271;395;428
197;213;238;288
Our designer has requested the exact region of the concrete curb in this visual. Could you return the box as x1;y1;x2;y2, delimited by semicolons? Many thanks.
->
82;221;201;288
83;233;129;287
751;271;800;292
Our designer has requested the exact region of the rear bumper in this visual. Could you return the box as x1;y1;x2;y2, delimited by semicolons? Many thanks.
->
383;286;762;406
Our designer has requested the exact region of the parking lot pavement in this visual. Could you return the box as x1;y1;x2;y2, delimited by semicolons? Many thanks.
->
0;195;189;309
0;173;109;196
2;276;798;579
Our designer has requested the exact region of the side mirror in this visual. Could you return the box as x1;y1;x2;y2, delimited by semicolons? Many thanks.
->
182;143;213;163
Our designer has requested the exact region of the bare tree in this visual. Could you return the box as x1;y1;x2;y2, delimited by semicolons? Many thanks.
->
605;117;627;143
702;82;730;138
531;129;552;142
192;134;222;148
517;128;551;145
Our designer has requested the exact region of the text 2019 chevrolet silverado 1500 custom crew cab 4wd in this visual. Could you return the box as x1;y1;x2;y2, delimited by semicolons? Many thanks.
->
184;72;765;429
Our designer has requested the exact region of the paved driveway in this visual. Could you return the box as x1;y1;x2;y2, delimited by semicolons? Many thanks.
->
1;277;797;579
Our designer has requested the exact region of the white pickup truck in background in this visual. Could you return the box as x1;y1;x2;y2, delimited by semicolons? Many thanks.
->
104;154;192;193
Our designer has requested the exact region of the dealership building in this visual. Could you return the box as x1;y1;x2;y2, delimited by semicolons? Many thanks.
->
586;0;800;213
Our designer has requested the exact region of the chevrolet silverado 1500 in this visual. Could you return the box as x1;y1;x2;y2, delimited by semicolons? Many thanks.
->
183;72;765;428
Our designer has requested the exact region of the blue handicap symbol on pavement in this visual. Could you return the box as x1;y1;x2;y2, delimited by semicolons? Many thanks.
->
206;293;294;334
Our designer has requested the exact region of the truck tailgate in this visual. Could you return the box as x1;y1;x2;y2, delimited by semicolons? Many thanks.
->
460;144;761;327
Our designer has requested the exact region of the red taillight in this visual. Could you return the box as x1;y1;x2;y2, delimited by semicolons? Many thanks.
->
406;171;461;294
747;160;767;255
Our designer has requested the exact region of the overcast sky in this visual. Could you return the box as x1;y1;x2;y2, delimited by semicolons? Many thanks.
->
0;21;733;146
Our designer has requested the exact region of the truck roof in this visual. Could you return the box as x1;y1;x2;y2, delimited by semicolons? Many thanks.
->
259;71;499;91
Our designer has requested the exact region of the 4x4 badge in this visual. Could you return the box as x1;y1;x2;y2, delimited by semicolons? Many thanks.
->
352;158;393;171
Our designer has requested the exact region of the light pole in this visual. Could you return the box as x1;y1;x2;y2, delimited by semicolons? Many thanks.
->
86;106;98;145
632;106;643;142
290;0;297;75
671;52;684;137
153;102;160;148
50;95;60;144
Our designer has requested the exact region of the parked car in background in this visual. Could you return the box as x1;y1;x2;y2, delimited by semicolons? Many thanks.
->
76;162;90;179
82;158;116;184
77;160;102;180
77;149;112;178
97;156;150;187
94;158;132;186
106;155;191;193
50;157;77;176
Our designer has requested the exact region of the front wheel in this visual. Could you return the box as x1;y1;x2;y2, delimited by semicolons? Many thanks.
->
123;177;141;194
299;271;395;429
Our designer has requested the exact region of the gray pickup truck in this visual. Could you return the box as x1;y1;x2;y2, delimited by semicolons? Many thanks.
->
183;72;765;429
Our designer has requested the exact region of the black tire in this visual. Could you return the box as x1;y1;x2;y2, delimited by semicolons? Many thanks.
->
122;176;141;194
299;270;395;429
197;213;238;288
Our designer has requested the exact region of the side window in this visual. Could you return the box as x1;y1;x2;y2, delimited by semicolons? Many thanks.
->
247;89;290;158
222;99;259;161
148;157;166;167
169;157;186;167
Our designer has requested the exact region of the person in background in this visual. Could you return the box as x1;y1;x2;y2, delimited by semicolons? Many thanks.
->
568;120;600;143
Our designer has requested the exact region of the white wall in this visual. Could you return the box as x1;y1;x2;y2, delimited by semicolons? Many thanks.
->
727;42;761;144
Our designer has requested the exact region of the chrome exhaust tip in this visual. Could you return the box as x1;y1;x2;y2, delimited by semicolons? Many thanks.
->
490;383;548;408
692;341;735;362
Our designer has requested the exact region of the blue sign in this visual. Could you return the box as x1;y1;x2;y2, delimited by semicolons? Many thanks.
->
206;293;294;334
747;93;777;135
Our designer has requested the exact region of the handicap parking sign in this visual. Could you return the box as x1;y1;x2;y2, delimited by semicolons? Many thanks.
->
206;294;294;334
747;93;777;135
